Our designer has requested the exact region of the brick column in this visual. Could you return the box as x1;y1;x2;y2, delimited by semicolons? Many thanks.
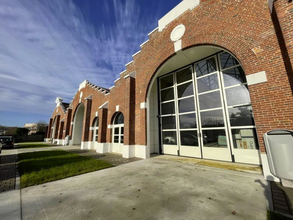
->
53;115;60;139
123;76;135;145
99;108;108;143
81;99;92;142
46;118;53;138
62;109;72;139
58;121;64;139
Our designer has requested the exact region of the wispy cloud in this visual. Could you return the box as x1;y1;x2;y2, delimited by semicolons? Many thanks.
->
0;0;160;116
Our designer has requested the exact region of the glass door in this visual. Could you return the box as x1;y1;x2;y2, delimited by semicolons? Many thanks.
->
158;52;260;164
195;57;232;161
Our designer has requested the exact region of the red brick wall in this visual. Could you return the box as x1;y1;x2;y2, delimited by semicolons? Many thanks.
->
49;0;293;154
131;0;293;152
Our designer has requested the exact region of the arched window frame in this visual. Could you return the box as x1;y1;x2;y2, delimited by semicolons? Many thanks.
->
112;112;124;144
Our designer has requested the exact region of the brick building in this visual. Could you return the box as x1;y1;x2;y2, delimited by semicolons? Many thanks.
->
45;0;293;181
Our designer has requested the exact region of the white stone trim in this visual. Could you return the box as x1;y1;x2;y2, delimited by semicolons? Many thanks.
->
79;80;88;91
114;78;120;82
158;0;200;31
99;101;108;109
170;24;185;42
174;40;182;52
123;71;136;79
95;143;110;153
119;70;127;75
132;50;141;57
140;39;149;48
108;124;113;129
140;102;147;109
125;60;133;67
122;145;149;159
246;71;267;86
148;27;158;36
90;127;94;131
260;152;280;182
109;86;115;90
71;122;74;125
116;105;119;112
81;141;92;150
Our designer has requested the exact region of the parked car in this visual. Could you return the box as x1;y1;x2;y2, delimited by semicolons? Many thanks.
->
0;136;14;149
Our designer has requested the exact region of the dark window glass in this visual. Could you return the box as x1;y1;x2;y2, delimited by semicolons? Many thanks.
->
95;117;99;127
161;88;174;102
114;136;119;143
180;131;199;146
162;131;177;145
220;52;239;69
114;127;119;134
161;102;175;115
162;116;176;129
198;91;222;110
120;136;124;144
95;130;99;135
121;127;124;135
223;66;246;87
225;85;250;106
95;136;98;142
179;97;195;113
228;106;254;126
202;129;227;148
114;113;124;124
177;82;194;98
231;129;258;149
201;110;224;128
195;57;217;77
176;67;192;84
160;74;173;89
197;73;219;93
179;113;197;129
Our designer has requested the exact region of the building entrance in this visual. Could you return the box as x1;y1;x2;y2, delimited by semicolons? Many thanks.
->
158;52;259;164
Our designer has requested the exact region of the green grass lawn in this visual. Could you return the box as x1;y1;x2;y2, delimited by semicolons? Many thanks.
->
17;142;51;149
18;150;113;188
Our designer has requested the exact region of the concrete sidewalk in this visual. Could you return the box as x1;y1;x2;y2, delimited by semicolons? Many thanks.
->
0;149;21;220
21;155;268;220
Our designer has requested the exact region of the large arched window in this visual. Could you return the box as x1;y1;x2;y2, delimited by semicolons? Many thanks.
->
93;117;99;142
112;112;124;144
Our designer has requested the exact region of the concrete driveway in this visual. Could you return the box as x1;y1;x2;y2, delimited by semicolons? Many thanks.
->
21;155;267;220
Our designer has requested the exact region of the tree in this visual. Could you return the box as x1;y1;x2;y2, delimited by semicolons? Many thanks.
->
16;128;29;136
5;127;18;135
37;121;48;133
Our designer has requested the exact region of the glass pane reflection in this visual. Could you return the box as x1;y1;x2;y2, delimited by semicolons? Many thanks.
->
195;57;217;77
162;116;176;129
176;67;192;84
179;97;195;113
232;129;258;149
197;73;219;93
223;67;246;87
161;102;175;115
180;131;198;146
201;110;224;128
229;106;254;126
220;52;239;69
161;88;174;102
202;130;227;148
163;131;177;145
179;113;197;128
160;74;173;89
225;85;250;106
199;91;222;110
177;82;194;98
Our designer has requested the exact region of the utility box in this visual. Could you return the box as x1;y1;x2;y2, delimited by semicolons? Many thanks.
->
263;129;293;181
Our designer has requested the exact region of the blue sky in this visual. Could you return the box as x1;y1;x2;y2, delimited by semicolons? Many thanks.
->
0;0;180;127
